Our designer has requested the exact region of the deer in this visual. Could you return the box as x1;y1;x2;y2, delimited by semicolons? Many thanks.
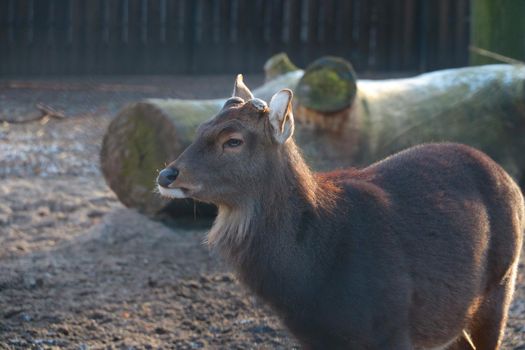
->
156;75;524;350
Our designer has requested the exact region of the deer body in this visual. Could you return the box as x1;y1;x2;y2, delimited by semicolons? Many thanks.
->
157;76;524;349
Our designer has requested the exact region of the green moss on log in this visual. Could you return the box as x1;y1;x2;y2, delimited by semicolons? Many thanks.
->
296;57;357;113
121;114;167;198
264;53;300;82
100;103;183;214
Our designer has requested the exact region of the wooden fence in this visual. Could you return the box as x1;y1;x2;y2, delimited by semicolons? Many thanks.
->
0;0;470;76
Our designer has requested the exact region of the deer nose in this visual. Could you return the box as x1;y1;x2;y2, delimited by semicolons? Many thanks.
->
157;167;179;188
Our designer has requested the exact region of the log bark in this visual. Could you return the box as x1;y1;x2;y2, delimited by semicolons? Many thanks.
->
298;64;525;177
101;56;525;218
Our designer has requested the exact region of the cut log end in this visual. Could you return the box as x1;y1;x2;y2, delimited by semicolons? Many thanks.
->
296;56;357;113
100;102;185;215
264;53;300;82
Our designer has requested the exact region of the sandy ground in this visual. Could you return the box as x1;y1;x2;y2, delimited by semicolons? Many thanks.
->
0;76;523;349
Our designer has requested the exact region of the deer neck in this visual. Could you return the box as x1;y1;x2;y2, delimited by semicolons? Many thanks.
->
208;141;317;247
207;141;339;297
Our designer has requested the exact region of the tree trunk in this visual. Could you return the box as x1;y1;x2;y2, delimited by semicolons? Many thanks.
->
470;0;525;65
101;57;525;218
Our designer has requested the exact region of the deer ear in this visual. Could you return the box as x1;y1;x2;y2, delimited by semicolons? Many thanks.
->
232;74;254;101
268;89;294;144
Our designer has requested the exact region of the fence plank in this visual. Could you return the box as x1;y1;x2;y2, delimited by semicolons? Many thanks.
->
401;0;416;70
454;0;469;67
0;0;9;75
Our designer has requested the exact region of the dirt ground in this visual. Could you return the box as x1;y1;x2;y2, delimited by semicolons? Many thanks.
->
0;76;523;350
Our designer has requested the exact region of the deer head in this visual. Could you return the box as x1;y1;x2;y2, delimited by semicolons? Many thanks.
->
157;74;297;208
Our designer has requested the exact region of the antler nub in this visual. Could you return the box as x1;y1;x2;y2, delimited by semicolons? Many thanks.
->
232;74;254;101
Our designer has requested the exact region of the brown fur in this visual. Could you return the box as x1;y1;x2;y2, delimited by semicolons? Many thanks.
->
158;82;524;349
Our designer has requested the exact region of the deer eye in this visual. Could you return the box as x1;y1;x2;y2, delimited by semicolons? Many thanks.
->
224;138;243;148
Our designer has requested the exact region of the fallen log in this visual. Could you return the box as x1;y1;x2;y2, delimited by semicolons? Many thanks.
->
101;54;525;217
298;63;525;178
